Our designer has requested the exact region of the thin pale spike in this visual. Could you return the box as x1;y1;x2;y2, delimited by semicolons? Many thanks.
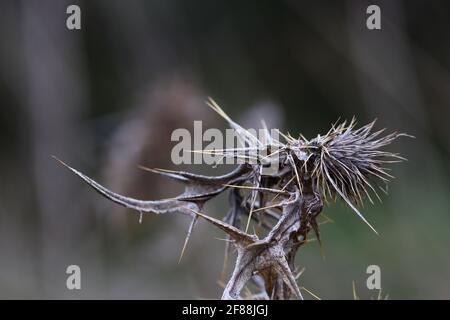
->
214;237;236;243
179;215;198;263
323;165;379;235
221;184;289;195
252;201;286;213
275;129;294;143
245;166;262;233
207;97;262;147
182;207;257;244
294;267;306;280
269;176;295;204
245;190;258;234
288;154;302;194
352;281;359;300
301;286;322;300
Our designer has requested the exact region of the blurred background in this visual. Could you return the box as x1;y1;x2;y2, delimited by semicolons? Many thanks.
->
0;0;449;299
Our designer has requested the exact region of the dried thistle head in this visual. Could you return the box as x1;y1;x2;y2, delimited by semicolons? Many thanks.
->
280;117;412;233
205;98;410;233
54;98;410;299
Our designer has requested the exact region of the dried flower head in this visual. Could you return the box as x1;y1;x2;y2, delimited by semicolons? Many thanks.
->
54;98;410;300
280;117;410;233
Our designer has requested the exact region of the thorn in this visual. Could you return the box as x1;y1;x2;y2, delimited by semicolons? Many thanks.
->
220;241;230;282
222;184;289;195
352;281;359;300
217;280;226;289
182;207;257;244
178;215;198;264
245;190;258;233
323;166;379;235
294;267;306;280
300;286;322;300
214;237;235;243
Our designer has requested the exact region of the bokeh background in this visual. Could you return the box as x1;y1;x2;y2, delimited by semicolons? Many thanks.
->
1;0;449;299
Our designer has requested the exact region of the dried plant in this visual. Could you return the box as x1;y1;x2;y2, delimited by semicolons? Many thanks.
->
54;98;410;300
